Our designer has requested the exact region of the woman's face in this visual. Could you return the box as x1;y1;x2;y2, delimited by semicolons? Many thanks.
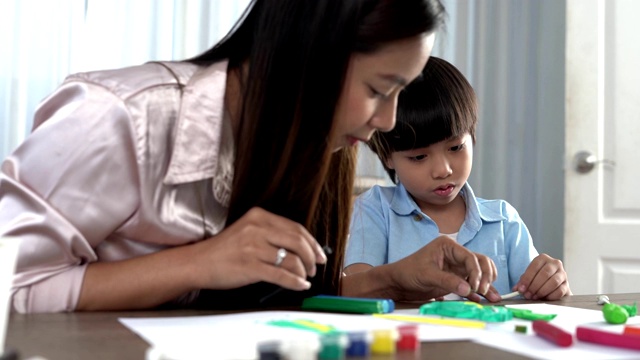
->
331;33;435;151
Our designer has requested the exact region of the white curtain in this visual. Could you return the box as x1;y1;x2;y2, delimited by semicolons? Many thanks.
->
0;0;251;160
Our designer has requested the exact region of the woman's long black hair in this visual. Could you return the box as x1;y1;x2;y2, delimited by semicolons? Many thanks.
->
188;0;446;308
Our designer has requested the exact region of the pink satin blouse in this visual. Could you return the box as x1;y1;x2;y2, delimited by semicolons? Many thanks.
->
0;60;235;313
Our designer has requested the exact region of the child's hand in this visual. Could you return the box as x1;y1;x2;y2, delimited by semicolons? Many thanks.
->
514;254;571;300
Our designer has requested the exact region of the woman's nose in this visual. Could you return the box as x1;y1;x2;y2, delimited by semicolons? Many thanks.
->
370;98;397;132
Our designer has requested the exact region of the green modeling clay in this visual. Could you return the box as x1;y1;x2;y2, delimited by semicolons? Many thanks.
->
622;302;638;317
506;308;557;321
603;303;630;324
419;301;513;322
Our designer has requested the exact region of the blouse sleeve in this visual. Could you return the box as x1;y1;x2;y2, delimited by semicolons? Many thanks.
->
0;80;140;313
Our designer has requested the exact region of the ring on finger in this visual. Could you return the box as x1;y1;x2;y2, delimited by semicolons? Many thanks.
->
274;248;287;267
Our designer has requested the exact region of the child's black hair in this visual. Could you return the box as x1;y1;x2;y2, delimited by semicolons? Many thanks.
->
368;56;477;182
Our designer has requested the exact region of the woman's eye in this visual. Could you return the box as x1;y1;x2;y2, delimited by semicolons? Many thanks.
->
369;86;388;99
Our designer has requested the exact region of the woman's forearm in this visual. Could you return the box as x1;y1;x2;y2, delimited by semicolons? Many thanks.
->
77;243;202;311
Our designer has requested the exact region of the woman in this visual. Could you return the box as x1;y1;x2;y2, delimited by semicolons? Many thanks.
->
0;0;496;313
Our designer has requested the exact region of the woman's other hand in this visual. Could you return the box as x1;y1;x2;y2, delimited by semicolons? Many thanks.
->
192;207;327;291
391;236;500;302
342;236;501;302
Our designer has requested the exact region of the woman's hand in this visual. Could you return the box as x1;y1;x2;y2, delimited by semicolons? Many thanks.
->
391;236;500;302
514;253;571;300
192;207;327;291
77;207;325;311
342;236;501;302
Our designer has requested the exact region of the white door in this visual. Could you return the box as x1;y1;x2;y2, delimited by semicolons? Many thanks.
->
564;0;640;295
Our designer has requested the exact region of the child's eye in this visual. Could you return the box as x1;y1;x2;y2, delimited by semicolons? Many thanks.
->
409;155;427;161
450;143;466;152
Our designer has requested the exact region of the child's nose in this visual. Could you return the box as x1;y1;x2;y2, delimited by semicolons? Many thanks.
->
431;156;453;179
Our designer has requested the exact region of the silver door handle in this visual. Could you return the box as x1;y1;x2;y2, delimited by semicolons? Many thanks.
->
573;151;616;173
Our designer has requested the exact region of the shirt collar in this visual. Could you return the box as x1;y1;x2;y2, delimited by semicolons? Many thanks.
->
163;60;229;185
389;182;507;223
389;182;420;216
460;183;506;230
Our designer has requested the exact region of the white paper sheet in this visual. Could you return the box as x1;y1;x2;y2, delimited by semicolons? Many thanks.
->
119;304;640;360
120;310;480;359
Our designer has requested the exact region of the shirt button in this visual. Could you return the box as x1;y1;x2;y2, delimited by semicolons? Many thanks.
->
413;214;422;221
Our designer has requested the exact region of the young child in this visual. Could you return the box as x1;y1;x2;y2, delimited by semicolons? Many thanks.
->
345;56;571;301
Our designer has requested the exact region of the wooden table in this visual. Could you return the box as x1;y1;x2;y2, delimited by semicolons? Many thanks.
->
5;293;639;360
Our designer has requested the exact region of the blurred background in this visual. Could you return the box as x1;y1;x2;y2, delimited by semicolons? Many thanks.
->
8;1;629;294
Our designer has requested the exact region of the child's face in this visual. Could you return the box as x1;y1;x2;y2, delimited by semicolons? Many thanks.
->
386;134;473;211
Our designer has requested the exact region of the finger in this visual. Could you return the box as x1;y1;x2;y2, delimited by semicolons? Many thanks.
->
252;207;327;264
465;284;500;303
436;270;472;298
482;259;500;302
257;262;312;291
539;281;570;300
442;239;482;293
245;214;318;277
476;254;497;296
487;262;500;302
484;285;501;303
465;292;483;302
516;254;551;294
534;280;560;300
526;258;564;299
266;230;320;277
264;246;308;280
531;277;555;300
237;234;309;280
532;270;566;300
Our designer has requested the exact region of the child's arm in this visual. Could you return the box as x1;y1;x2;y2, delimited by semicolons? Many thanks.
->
499;201;571;300
515;254;572;300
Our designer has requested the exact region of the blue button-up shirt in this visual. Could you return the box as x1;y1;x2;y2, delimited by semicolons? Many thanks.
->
345;182;538;294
